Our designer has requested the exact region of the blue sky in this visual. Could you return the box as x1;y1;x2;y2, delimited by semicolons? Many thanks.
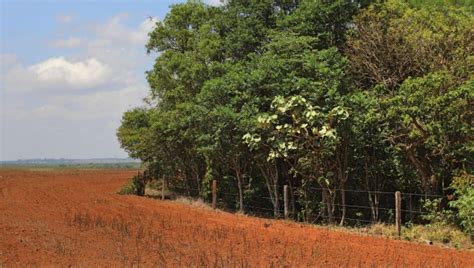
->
1;1;186;64
0;0;219;161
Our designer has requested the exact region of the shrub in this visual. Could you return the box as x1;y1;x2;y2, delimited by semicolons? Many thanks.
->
354;223;471;249
449;173;474;235
421;198;454;226
117;178;137;195
118;175;145;196
402;223;470;249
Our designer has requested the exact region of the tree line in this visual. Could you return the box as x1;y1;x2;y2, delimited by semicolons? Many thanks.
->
117;0;473;229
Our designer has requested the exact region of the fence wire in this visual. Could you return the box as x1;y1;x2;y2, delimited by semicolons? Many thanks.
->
160;184;450;226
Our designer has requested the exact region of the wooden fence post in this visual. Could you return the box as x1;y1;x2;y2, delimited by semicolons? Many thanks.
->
395;191;402;237
212;180;217;209
284;185;289;219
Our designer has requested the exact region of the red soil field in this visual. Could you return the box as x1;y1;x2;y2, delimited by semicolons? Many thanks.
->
0;168;473;267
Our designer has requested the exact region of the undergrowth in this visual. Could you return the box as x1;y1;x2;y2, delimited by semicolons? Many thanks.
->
402;224;470;249
117;178;136;195
117;175;144;195
117;179;472;250
345;223;472;250
175;196;213;210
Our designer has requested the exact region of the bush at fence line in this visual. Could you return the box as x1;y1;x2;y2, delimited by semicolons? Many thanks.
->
421;198;455;226
401;223;470;249
362;222;466;248
449;173;474;235
118;174;145;196
118;178;137;195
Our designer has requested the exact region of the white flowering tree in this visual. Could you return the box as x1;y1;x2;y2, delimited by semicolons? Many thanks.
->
245;95;349;222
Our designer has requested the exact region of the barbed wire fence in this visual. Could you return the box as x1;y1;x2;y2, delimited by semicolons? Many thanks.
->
158;178;451;233
133;169;474;239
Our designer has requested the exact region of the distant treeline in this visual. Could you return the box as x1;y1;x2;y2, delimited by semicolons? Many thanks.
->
0;163;140;169
1;158;140;169
117;0;473;230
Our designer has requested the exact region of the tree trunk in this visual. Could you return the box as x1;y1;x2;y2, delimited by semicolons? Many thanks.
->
336;139;349;226
322;188;335;224
191;163;200;196
364;160;380;223
236;170;244;213
339;188;346;226
289;179;295;217
258;161;279;217
374;193;379;222
367;191;379;223
304;185;310;222
406;147;437;195
195;173;200;196
230;156;246;213
274;177;279;217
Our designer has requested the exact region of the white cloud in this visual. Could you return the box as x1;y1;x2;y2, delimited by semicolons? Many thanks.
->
1;84;145;159
2;15;156;94
30;57;109;87
1;13;154;160
0;54;19;72
57;14;74;23
0;14;156;159
46;85;144;120
93;14;158;45
32;104;71;118
1;57;110;92
50;37;83;48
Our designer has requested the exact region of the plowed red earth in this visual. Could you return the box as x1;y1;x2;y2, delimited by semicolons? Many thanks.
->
0;169;473;267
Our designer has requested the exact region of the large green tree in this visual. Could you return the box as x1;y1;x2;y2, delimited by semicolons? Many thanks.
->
117;0;472;227
346;0;473;195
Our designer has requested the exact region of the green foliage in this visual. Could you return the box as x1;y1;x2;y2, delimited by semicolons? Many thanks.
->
118;175;146;196
382;72;472;194
245;94;348;175
451;188;474;235
403;0;474;8
346;0;473;90
116;0;472;229
117;108;152;161
449;174;474;234
347;0;472;196
402;223;470;248
421;198;455;226
118;177;138;195
279;0;360;49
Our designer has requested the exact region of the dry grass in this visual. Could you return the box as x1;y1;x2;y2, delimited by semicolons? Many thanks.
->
174;196;214;210
64;210;165;266
331;223;472;250
4;169;472;267
401;224;472;249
